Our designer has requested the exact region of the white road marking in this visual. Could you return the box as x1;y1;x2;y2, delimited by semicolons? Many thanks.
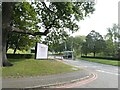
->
96;70;119;76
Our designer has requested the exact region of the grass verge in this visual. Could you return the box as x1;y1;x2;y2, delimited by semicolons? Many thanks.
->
2;59;79;78
79;58;120;66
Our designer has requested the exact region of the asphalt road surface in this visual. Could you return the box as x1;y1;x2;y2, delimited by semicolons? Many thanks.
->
62;59;119;88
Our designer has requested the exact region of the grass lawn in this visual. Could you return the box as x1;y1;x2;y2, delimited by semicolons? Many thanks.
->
80;58;120;66
2;59;79;78
7;49;31;54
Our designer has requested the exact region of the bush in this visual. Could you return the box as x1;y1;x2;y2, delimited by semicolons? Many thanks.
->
81;56;119;61
7;54;35;59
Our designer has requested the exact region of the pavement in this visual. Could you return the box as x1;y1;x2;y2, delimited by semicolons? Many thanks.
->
2;60;94;88
62;59;119;88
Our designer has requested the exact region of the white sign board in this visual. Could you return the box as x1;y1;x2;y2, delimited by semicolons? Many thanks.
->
36;43;48;59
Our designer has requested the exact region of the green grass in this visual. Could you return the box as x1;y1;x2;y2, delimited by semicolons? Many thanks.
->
2;59;79;78
7;49;31;54
79;58;120;66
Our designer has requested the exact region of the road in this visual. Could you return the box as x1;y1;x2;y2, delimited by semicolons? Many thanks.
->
62;59;119;88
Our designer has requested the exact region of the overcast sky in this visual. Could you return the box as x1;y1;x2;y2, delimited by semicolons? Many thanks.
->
72;0;119;37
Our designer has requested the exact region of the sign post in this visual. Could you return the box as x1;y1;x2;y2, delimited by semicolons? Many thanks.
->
35;43;48;59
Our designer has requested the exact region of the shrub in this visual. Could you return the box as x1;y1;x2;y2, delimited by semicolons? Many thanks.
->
7;54;35;59
81;56;119;61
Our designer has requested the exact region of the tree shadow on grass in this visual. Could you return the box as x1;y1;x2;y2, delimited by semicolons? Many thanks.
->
8;58;57;63
35;58;56;62
8;58;28;63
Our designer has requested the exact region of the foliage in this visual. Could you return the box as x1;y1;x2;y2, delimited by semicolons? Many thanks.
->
105;24;120;42
45;35;85;55
7;49;30;54
73;36;85;57
6;2;41;53
81;56;119;60
2;2;95;66
104;24;120;57
41;1;95;53
81;24;120;58
5;1;95;55
13;2;39;31
103;39;116;56
81;30;106;57
7;33;40;54
43;28;69;52
81;42;88;56
7;54;34;59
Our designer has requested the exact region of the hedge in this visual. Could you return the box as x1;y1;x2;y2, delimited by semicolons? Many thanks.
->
7;54;35;59
81;56;120;61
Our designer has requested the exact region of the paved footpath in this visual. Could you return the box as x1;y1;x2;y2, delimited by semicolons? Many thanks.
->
2;64;93;88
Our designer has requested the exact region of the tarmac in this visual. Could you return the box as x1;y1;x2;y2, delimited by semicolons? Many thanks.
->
2;60;94;89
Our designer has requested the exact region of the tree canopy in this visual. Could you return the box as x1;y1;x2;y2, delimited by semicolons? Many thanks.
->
3;2;95;35
104;24;120;57
81;30;106;57
2;1;95;66
81;24;120;58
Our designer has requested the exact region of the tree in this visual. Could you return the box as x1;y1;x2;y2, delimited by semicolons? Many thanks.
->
2;2;95;66
2;2;42;66
44;35;73;53
106;24;120;42
103;39;115;56
6;2;42;54
45;35;85;58
81;42;89;56
43;28;69;53
72;36;85;57
82;30;106;57
105;24;120;57
6;32;40;54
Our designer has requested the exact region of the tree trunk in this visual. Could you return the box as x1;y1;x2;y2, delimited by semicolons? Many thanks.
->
6;41;9;52
2;2;14;66
13;47;17;54
2;29;13;66
93;45;96;57
93;52;95;57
